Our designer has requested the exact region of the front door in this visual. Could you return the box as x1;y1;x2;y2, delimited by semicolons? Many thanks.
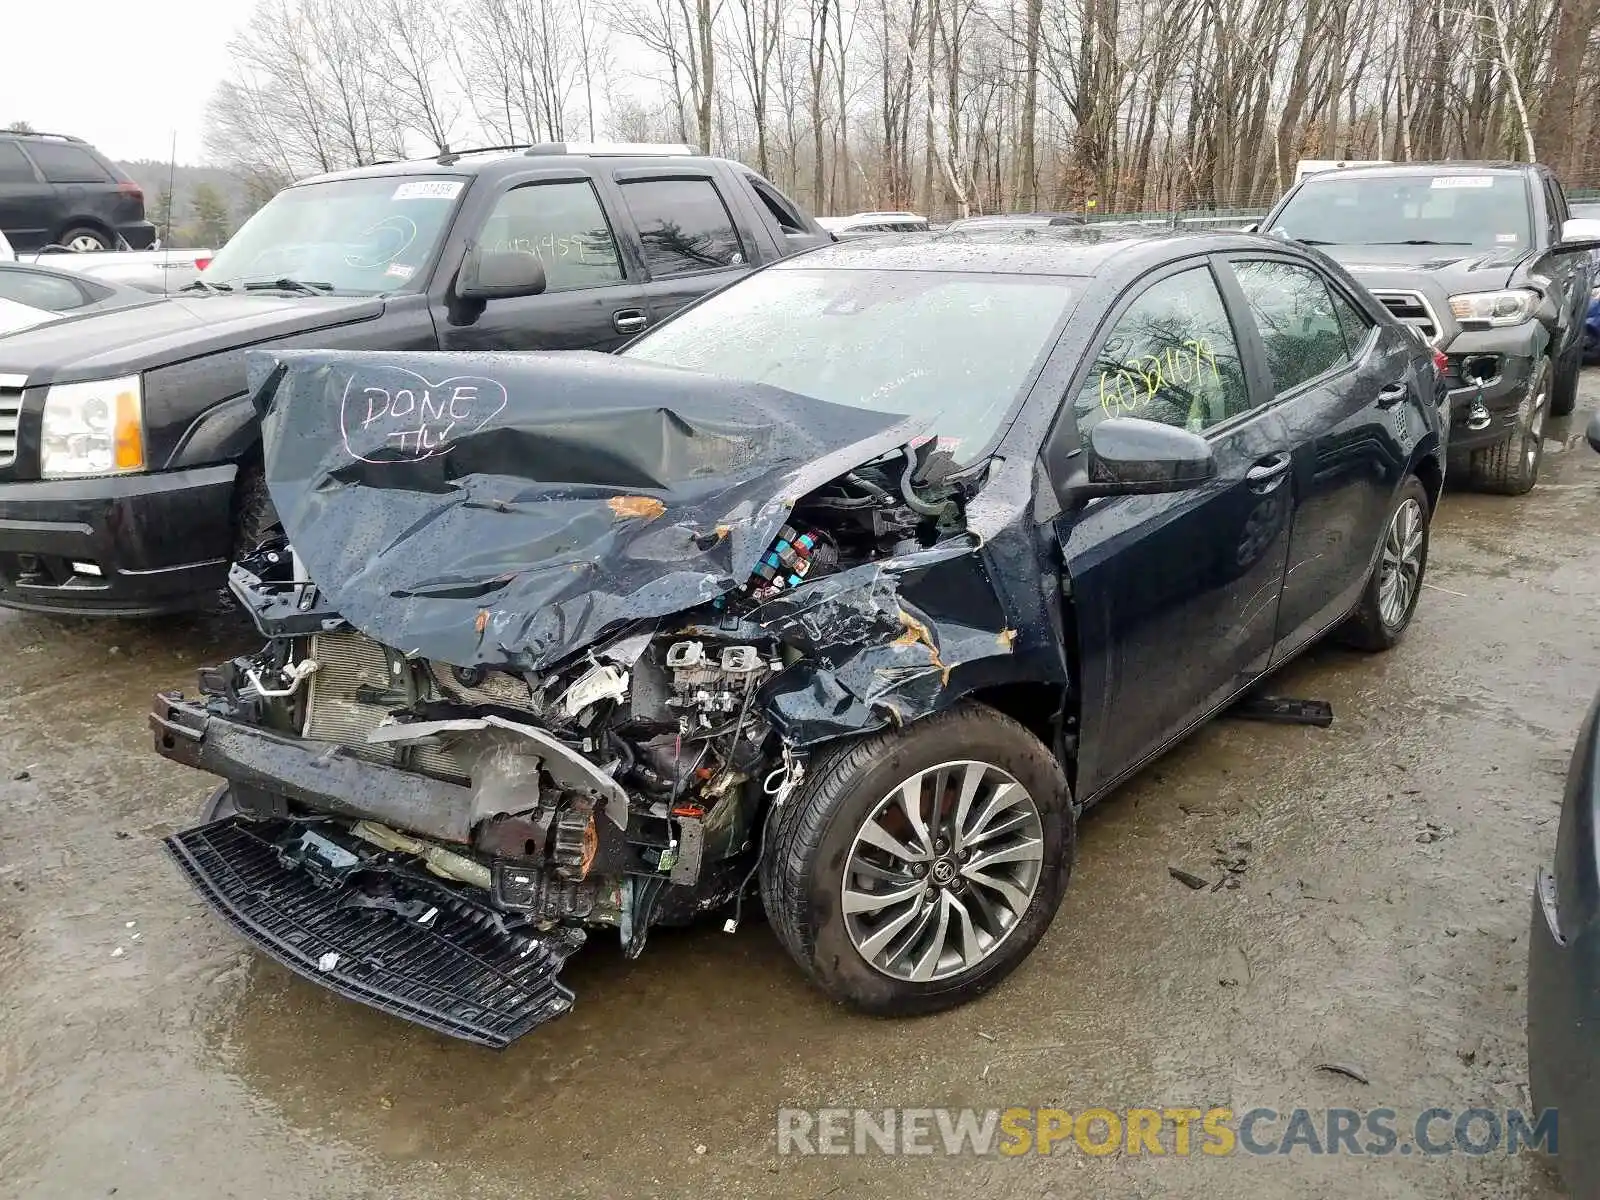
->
434;175;654;353
1223;255;1412;659
1053;260;1296;801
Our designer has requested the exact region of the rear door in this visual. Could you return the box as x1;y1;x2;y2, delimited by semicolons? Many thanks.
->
0;141;54;251
1222;255;1412;660
1054;259;1297;800
432;172;654;353
611;169;757;326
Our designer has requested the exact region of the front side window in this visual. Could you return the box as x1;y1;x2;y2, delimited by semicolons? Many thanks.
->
623;267;1075;462
23;142;112;184
477;180;624;292
1073;266;1250;436
620;178;745;276
1231;260;1351;395
204;175;466;295
0;142;37;184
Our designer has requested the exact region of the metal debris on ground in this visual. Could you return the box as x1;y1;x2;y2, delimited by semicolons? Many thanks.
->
1168;866;1211;890
1316;1061;1371;1085
1227;695;1335;728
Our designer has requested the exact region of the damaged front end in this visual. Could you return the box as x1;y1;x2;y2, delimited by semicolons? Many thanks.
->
155;349;1038;1047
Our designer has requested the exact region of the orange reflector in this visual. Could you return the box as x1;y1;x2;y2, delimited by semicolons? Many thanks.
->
114;389;143;470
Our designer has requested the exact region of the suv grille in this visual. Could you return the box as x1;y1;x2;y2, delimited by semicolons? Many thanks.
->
1371;291;1441;344
0;375;24;468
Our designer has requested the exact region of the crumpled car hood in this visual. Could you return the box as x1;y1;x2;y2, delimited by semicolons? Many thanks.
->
245;348;922;671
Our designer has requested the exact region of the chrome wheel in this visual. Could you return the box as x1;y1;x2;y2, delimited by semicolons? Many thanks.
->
1377;497;1425;629
66;234;105;252
841;760;1044;982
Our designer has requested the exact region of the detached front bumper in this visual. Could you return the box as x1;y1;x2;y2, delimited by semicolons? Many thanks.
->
0;464;237;615
165;816;582;1048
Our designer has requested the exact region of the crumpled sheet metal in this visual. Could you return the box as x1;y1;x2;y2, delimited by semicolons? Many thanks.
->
750;532;1061;747
244;348;918;671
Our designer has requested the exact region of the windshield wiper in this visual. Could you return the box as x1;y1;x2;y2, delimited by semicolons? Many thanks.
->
179;278;232;294
240;278;336;295
1365;239;1473;246
1293;237;1340;245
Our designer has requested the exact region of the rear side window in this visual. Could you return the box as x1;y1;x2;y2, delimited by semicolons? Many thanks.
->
1329;287;1375;357
746;175;808;234
620;178;746;276
1231;260;1351;395
0;267;96;311
1073;265;1251;435
477;180;624;292
0;142;37;183
23;142;113;184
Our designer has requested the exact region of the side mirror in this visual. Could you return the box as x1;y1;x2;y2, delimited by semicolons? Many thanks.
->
454;245;547;302
1554;217;1600;258
1079;417;1217;498
1586;410;1600;455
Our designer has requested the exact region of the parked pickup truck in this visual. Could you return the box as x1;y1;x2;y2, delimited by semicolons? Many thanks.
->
1260;161;1597;493
25;243;216;295
0;143;833;616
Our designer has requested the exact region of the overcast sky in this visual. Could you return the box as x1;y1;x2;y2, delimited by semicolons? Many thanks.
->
0;0;253;163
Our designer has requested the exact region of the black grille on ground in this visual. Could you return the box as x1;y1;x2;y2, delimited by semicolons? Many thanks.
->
165;817;582;1048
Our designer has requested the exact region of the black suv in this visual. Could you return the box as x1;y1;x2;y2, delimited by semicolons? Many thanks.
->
0;131;157;252
0;142;831;616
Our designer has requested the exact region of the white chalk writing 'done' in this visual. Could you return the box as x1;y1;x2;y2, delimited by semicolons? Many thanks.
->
338;367;509;463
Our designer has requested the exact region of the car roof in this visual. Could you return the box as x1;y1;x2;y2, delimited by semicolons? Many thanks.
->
1294;161;1535;182
295;144;749;186
772;225;1287;276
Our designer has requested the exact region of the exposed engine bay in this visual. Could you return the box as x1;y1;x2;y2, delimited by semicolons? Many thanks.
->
153;348;1044;1047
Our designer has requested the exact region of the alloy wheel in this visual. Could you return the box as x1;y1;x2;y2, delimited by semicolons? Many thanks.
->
67;234;104;253
1377;497;1425;629
841;760;1045;982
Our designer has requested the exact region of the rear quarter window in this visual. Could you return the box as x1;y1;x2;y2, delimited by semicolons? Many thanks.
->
23;142;114;184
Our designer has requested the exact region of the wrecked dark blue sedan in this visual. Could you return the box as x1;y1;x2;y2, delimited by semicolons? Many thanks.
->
152;229;1447;1046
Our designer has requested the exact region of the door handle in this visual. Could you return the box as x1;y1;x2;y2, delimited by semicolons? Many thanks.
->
1245;453;1290;493
1376;381;1409;408
613;309;648;334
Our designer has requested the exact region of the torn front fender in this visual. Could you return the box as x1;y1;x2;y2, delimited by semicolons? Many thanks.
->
244;348;921;672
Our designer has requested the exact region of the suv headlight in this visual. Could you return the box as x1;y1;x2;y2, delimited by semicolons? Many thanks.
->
1448;288;1539;327
40;375;145;478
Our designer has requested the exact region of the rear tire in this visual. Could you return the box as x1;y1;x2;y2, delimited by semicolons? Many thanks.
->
1341;474;1431;652
1467;357;1550;495
58;225;111;252
759;703;1073;1016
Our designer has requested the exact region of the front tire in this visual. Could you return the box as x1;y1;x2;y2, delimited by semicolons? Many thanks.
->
759;703;1073;1016
1467;356;1550;495
1341;474;1430;652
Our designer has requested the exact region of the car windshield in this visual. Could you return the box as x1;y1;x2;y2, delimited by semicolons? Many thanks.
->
202;175;467;295
1269;173;1532;250
621;268;1076;462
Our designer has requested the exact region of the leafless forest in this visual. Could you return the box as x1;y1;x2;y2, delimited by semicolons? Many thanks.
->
205;0;1600;219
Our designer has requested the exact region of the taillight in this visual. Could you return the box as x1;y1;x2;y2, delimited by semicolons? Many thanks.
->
118;182;144;202
194;257;212;272
1432;348;1449;376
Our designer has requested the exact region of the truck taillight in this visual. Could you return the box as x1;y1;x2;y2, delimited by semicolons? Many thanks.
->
194;257;212;272
1432;348;1449;377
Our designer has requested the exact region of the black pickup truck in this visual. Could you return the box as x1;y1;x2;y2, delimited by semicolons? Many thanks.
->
1261;161;1597;494
0;143;832;616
